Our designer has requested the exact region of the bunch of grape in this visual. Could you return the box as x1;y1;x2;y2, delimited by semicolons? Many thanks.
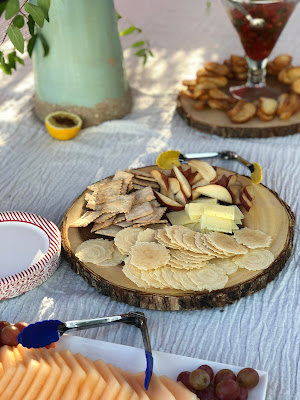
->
177;364;259;400
0;321;28;347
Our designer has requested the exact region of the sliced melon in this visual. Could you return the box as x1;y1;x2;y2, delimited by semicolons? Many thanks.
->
36;347;61;400
159;375;198;400
0;347;26;399
107;364;138;400
23;349;51;400
59;350;87;400
0;345;17;396
48;350;72;400
121;370;151;400
75;353;99;400
93;359;121;400
134;372;176;400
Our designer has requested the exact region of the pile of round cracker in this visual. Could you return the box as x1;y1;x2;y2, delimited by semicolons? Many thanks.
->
75;225;274;293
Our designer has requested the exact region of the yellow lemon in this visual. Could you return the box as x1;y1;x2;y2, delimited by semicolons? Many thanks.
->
45;111;82;140
156;150;181;170
251;162;263;184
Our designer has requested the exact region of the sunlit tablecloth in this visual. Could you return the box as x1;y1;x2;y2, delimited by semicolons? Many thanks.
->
0;1;299;399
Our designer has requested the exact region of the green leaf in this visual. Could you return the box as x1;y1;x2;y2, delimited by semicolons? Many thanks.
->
0;52;12;74
134;49;146;57
8;51;16;69
131;40;145;48
15;54;24;65
0;1;8;18
7;25;24;53
120;26;141;36
5;0;19;20
38;32;49;56
27;15;35;36
116;12;122;20
37;0;50;22
24;2;44;28
27;34;37;57
13;14;24;28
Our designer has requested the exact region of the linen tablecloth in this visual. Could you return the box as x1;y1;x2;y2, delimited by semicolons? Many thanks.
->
0;1;300;398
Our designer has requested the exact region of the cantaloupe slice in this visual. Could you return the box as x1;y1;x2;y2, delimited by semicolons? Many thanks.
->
86;357;107;400
159;375;198;400
93;359;121;400
59;350;87;400
0;345;17;396
121;370;151;400
107;364;138;400
47;350;72;400
22;349;51;400
134;372;176;400
11;345;40;400
75;353;99;400
36;347;61;400
0;347;26;400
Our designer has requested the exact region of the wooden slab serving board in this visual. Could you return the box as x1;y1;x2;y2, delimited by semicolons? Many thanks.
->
61;166;295;311
177;76;300;138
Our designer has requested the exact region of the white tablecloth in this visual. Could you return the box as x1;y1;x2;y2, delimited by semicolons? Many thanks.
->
0;1;300;399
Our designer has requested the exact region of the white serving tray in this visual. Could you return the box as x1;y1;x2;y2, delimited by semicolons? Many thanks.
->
57;335;268;399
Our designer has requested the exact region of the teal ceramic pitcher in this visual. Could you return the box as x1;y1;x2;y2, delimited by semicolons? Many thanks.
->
32;0;132;127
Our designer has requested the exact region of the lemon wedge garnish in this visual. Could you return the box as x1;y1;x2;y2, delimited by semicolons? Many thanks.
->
251;162;262;184
45;111;82;140
156;150;181;170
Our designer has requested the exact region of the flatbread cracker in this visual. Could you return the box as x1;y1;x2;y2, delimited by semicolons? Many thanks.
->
132;177;160;189
206;232;248;255
133;207;166;224
125;202;153;221
95;180;123;203
91;216;115;232
94;225;122;237
70;211;102;227
112;170;134;194
233;227;272;249
101;194;135;214
130;242;170;269
233;249;274;270
133;186;155;205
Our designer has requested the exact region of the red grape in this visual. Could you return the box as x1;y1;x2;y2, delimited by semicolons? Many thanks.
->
237;368;259;390
216;379;241;400
198;364;214;381
1;325;20;346
236;385;248;400
177;371;196;392
0;321;10;334
14;322;29;333
189;369;210;390
197;385;218;400
214;369;236;386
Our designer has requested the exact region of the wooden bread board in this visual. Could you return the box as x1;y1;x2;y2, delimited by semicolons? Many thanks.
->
61;166;295;311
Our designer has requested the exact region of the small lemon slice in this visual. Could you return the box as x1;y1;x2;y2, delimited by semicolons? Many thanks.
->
45;111;82;140
156;150;181;170
251;162;263;184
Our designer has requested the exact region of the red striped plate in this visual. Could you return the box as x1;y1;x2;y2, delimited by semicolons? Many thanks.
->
0;211;61;300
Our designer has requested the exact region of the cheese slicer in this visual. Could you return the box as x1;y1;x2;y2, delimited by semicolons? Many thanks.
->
17;311;153;390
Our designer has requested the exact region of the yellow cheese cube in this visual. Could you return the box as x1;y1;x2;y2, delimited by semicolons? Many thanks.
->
166;210;193;226
201;214;234;233
202;204;235;220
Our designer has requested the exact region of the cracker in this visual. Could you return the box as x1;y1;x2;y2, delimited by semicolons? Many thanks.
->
132;177;160;189
101;194;135;214
75;238;113;264
187;265;228;292
94;213;116;225
209;258;238;275
91;216;115;232
126;169;153;178
133;186;156;205
133;184;146;190
233;228;272;249
122;259;150;288
125;202;154;221
161;267;187;290
206;232;248;255
133;207;166;224
87;178;111;192
141;269;166;289
233;249;274;270
114;227;144;254
130;242;170;269
70;211;102;227
136;228;156;243
112;170;134;195
155;229;181;249
172;268;201;291
95;180;123;203
94;225;122;237
100;246;125;267
114;213;126;223
150;199;161;208
116;220;134;228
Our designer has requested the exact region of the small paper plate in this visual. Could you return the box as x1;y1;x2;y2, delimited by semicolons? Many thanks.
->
57;335;268;400
0;211;61;300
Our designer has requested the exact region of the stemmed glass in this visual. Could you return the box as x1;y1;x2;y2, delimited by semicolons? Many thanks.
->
222;0;298;101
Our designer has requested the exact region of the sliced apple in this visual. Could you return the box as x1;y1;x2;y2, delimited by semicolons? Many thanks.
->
181;164;192;177
217;174;229;187
187;171;202;185
194;184;233;204
150;170;169;196
175;188;188;205
227;174;238;187
228;185;242;205
210;174;219;184
239;192;252;212
191;189;201;200
243;184;255;201
172;165;192;199
187;160;217;183
192;179;209;189
168;177;181;195
154;191;185;211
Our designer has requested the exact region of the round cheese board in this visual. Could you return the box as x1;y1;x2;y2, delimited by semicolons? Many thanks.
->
61;166;295;311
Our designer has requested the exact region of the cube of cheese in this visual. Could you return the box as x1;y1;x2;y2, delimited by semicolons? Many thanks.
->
202;204;235;220
166;210;194;226
201;214;234;233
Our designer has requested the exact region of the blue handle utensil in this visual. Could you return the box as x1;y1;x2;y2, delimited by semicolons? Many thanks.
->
18;311;153;390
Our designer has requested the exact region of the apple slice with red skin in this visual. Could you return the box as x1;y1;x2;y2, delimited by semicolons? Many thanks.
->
228;185;242;205
217;174;229;187
191;189;201;200
175;188;188;205
154;191;185;211
240;192;252;211
227;173;238;187
181;164;192;178
150;170;169;196
192;179;209;189
194;184;233;204
187;171;202;185
187;160;217;183
243;184;255;201
172;165;192;199
168;177;181;195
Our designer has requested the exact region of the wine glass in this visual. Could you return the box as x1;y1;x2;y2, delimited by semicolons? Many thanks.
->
222;0;298;101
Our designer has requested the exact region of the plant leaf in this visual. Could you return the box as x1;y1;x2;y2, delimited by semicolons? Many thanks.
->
5;0;19;20
15;54;24;65
7;25;24;53
24;2;44;28
27;14;35;36
8;51;16;69
37;0;50;22
131;40;145;48
120;26;141;36
38;32;49;56
134;49;146;57
27;34;37;57
0;1;8;18
0;52;12;74
13;14;24;28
